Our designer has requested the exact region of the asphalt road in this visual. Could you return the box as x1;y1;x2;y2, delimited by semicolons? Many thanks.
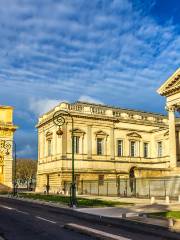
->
0;197;170;240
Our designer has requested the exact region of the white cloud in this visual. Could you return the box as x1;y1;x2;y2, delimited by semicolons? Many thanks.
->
0;0;180;158
78;95;103;105
29;98;65;116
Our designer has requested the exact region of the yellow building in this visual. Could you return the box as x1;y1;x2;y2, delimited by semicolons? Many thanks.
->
0;106;17;190
36;68;180;193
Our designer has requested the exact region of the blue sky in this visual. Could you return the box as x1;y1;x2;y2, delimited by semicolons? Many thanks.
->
0;0;179;159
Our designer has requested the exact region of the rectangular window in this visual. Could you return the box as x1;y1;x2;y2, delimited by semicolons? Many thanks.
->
73;136;80;154
144;142;149;158
47;140;52;156
157;141;162;157
117;140;123;156
98;175;104;185
97;138;103;155
130;141;136;157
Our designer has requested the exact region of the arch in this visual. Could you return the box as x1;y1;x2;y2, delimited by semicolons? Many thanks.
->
129;167;136;194
129;167;136;178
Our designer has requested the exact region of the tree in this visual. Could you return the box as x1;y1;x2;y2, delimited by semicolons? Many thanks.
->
16;159;37;189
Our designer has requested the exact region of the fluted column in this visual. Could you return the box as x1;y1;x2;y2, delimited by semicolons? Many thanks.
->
167;105;177;168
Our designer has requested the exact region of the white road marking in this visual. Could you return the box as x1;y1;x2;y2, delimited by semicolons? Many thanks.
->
36;216;56;224
0;204;29;215
15;209;29;215
65;223;132;240
0;204;14;210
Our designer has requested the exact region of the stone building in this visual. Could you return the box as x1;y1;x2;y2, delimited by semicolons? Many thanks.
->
0;106;17;190
36;68;180;193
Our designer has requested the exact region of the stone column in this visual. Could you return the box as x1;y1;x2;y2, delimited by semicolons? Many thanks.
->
87;125;92;159
110;127;115;160
43;129;45;158
82;135;84;156
167;105;177;168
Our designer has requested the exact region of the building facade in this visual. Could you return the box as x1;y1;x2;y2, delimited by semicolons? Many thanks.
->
36;69;180;193
0;106;17;190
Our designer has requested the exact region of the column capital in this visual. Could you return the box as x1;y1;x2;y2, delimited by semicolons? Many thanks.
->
165;105;177;112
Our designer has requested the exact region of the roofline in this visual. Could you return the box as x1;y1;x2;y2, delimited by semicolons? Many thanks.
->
39;101;69;118
0;105;14;109
74;101;166;117
157;68;180;95
39;100;167;118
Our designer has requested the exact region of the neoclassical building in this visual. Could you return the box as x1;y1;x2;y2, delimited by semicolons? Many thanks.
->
36;68;180;193
0;106;17;190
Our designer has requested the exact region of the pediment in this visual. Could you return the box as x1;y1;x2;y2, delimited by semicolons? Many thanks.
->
127;132;142;138
157;68;180;97
71;128;85;135
95;130;108;136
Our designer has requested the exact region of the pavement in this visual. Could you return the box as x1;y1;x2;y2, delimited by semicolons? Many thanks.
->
80;194;180;206
0;196;169;240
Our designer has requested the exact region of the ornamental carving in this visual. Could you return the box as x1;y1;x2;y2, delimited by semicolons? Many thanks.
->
0;130;12;137
0;153;4;165
0;140;11;157
165;105;177;112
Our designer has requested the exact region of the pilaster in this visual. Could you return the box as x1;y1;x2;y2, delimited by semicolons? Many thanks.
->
87;125;92;159
167;105;177;168
110;127;115;160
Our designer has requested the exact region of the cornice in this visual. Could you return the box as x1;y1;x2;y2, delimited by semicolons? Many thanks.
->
74;101;166;117
37;110;168;129
36;112;118;128
37;101;168;129
157;68;180;96
0;124;18;131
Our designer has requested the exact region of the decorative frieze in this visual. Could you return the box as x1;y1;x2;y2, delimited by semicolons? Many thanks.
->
0;130;12;137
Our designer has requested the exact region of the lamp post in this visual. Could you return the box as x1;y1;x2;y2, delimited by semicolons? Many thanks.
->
0;139;17;196
53;110;76;207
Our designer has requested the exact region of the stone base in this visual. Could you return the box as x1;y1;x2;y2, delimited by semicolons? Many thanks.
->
0;183;11;192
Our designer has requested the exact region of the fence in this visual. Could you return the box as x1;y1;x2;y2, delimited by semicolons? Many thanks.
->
64;177;180;198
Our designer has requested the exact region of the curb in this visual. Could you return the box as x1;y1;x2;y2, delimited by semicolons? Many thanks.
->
0;196;180;240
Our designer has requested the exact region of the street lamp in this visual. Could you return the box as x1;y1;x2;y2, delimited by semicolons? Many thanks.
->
0;140;17;196
53;110;76;207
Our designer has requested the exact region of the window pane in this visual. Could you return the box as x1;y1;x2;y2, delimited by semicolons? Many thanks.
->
158;142;162;157
97;138;103;155
117;140;123;156
73;136;80;154
130;141;136;157
48;140;51;156
98;175;104;185
144;143;148;158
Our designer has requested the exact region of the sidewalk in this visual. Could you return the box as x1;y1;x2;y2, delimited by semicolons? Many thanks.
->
80;194;180;206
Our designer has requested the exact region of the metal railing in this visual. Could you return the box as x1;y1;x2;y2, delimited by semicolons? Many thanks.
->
64;177;180;198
